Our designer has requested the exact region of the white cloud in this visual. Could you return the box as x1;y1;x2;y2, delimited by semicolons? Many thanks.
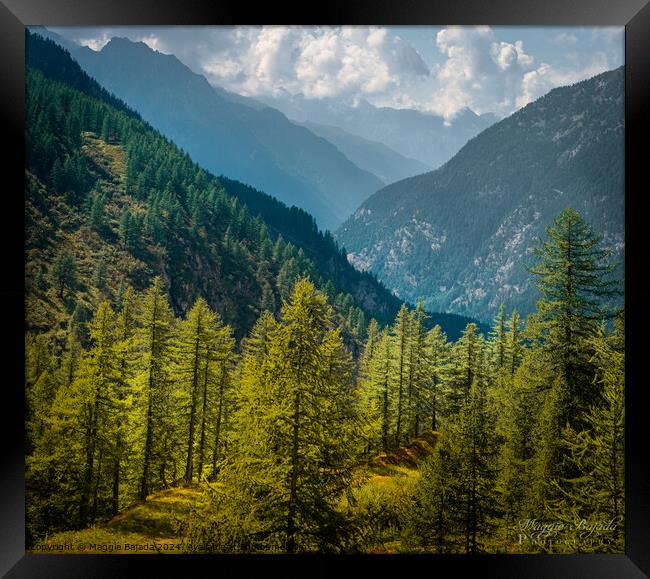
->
77;33;112;51
425;26;535;120
197;26;428;100
51;25;623;121
517;53;611;108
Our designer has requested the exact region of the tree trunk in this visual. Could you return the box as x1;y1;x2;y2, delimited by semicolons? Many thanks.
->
79;410;94;529
112;449;120;516
395;330;407;447
211;363;227;478
90;446;103;524
197;354;211;481
139;391;154;501
185;331;202;483
382;369;390;452
286;390;301;554
140;301;158;502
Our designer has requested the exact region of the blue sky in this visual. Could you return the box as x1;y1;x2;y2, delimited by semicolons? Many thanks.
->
49;25;624;120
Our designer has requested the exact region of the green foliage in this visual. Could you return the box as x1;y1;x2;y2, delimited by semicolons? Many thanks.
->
185;278;364;553
25;32;410;342
49;248;77;299
544;319;625;552
527;207;620;427
24;31;625;555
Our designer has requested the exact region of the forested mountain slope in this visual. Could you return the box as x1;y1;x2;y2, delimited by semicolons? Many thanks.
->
24;31;625;558
67;36;383;231
25;32;478;341
337;67;624;321
25;32;381;342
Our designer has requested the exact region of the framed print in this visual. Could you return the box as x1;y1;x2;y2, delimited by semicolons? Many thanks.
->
1;0;649;577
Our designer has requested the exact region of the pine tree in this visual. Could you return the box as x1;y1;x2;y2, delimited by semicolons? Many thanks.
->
405;431;460;553
76;301;121;527
204;325;236;481
186;278;361;553
446;323;482;417
92;259;108;292
456;380;502;553
546;318;624;552
25;333;56;452
527;208;620;428
505;309;523;375
425;325;449;430
50;248;77;299
176;298;214;482
357;320;385;453
111;286;136;515
489;304;508;373
134;277;174;500
393;304;410;447
406;301;428;438
89;192;105;231
492;355;540;528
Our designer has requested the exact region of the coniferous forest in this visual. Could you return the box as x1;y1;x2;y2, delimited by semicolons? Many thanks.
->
25;31;624;554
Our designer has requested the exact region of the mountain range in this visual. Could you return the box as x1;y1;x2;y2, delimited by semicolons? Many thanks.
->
336;67;625;321
70;37;384;232
31;27;495;228
260;92;498;169
25;31;482;341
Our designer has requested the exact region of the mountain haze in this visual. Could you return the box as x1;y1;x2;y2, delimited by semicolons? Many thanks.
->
261;92;498;170
299;121;431;185
69;37;384;231
337;67;624;321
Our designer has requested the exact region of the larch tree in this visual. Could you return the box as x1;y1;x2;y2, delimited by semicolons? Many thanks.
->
111;285;136;515
547;317;625;552
50;248;77;299
393;304;410;447
446;323;483;417
134;277;174;501
505;309;523;376
488;304;508;374
369;329;395;452
176;297;217;483
405;430;460;553
454;379;502;553
186;278;362;553
425;325;449;431
527;207;620;428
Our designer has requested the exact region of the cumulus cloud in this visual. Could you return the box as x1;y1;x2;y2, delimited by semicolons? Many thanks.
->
425;26;535;120
517;53;611;108
194;26;429;101
50;25;622;121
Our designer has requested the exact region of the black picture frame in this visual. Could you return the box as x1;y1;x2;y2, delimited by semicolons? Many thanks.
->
1;1;648;577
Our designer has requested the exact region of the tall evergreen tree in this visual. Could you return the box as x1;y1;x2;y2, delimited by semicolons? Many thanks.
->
186;278;361;553
50;248;77;299
393;304;410;447
547;318;625;552
527;208;620;427
134;277;174;500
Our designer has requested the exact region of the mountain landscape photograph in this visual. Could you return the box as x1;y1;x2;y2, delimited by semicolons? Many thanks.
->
25;25;624;555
